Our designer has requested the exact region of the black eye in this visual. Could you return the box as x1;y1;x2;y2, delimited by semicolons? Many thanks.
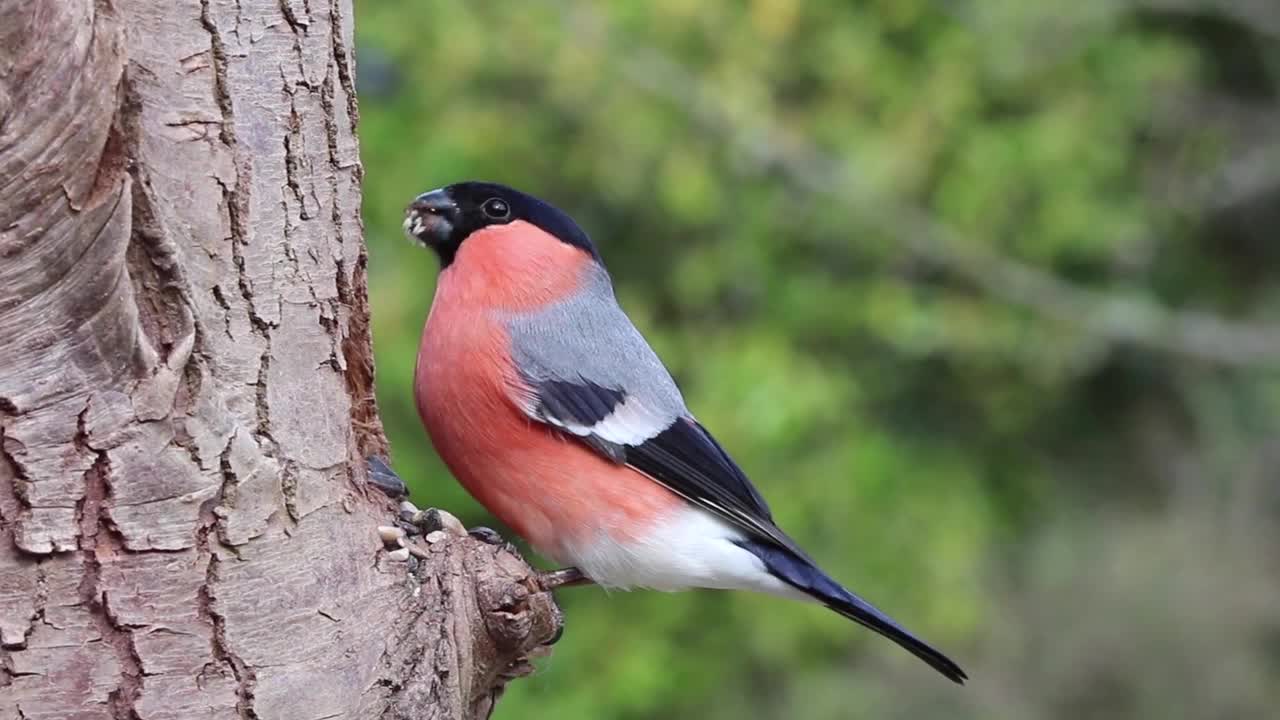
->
481;197;510;220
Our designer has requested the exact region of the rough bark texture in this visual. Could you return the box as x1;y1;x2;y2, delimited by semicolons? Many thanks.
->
0;2;560;718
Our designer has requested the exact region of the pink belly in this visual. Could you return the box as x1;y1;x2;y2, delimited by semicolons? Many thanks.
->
413;305;680;561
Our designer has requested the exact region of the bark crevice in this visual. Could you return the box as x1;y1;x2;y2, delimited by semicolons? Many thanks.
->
201;553;259;720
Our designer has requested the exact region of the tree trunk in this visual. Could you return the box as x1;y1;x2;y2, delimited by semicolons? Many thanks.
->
0;2;560;718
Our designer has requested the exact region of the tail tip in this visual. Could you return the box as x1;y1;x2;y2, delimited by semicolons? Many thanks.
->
936;658;968;685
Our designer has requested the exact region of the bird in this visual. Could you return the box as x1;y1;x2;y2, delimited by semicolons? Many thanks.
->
403;180;967;684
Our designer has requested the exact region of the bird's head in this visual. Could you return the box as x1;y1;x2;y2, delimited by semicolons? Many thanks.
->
404;181;600;268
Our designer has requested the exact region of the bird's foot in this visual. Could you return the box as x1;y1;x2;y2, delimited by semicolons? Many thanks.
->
366;455;408;499
396;501;468;538
467;527;591;592
467;525;506;545
468;525;522;556
535;567;592;592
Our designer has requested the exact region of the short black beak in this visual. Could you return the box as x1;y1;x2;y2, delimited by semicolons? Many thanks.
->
404;189;459;248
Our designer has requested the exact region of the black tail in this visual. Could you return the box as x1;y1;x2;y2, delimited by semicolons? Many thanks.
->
739;540;968;684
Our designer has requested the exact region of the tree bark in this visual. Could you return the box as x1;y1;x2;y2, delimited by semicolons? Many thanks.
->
0;2;560;718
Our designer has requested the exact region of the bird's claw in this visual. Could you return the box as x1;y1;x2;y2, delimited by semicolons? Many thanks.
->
545;620;565;646
468;526;507;545
468;525;523;558
418;507;469;536
365;455;408;499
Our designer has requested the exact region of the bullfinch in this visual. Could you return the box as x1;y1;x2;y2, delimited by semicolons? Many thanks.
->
403;181;966;684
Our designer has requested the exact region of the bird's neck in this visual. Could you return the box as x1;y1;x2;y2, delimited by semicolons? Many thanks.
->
438;224;594;311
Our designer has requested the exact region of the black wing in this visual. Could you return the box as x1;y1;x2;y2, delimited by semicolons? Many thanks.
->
533;378;629;462
529;378;810;559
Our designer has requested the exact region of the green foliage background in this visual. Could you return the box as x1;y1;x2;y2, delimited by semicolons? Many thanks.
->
355;2;1280;717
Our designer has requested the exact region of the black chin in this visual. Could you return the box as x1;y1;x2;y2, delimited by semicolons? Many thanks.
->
428;237;459;267
404;211;461;267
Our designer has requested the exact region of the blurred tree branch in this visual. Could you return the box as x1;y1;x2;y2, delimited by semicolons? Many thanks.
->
564;2;1280;369
1138;0;1280;38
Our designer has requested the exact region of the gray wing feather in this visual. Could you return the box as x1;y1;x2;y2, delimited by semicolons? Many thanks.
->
503;264;687;441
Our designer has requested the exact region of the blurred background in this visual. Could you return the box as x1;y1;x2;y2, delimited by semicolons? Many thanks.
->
354;1;1280;718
